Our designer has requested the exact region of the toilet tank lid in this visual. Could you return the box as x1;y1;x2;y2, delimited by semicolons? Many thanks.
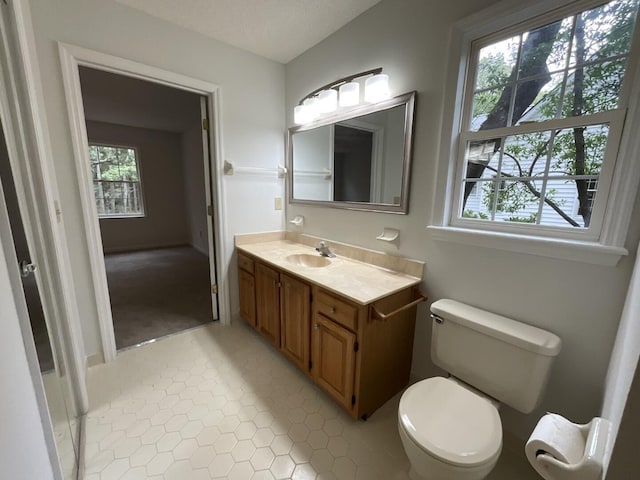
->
431;299;561;356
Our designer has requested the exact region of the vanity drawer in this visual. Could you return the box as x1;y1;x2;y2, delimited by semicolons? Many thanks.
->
316;290;358;332
238;253;254;274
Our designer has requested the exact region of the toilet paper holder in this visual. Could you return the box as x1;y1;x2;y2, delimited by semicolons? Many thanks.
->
526;416;612;480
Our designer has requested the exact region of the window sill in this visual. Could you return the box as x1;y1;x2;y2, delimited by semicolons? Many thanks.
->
427;226;627;266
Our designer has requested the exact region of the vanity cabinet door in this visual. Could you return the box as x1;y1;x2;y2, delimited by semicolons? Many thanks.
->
238;269;256;327
255;263;281;348
280;274;310;373
312;313;356;412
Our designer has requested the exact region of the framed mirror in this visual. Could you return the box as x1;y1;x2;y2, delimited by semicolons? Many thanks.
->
288;91;416;214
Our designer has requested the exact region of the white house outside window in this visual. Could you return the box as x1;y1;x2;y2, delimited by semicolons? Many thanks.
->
449;0;640;243
89;144;144;218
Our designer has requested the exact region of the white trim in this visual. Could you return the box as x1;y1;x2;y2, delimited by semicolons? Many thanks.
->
428;226;627;266
200;96;219;320
431;0;640;260
58;43;231;363
602;38;640;247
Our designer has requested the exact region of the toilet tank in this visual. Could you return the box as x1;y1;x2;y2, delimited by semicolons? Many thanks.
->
430;299;561;414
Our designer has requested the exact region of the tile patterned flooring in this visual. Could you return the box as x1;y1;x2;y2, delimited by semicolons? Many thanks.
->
84;322;540;480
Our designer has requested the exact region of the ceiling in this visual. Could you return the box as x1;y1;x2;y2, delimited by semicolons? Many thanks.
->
114;0;383;64
79;67;202;133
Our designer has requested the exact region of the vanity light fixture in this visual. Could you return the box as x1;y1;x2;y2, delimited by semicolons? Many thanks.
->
294;67;389;125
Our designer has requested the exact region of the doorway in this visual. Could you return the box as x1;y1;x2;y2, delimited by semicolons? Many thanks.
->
77;66;220;351
59;43;229;362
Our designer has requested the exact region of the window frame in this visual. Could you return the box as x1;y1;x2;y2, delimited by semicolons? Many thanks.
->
430;0;640;265
89;142;146;219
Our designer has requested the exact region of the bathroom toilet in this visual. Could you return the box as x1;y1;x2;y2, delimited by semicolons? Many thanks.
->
398;299;561;480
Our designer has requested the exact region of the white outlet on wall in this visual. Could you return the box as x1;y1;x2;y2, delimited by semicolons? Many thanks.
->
274;197;283;210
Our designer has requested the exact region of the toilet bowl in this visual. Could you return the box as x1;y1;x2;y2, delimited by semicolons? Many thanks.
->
398;377;502;480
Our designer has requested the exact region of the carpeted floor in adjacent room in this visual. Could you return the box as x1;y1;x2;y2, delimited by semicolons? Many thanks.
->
105;246;215;350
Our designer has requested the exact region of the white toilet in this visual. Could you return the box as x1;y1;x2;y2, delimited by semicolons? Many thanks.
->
398;299;561;480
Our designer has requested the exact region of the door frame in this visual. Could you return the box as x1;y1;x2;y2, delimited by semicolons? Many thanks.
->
58;43;230;362
0;0;88;415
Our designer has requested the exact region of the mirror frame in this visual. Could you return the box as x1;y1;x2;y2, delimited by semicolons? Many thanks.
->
287;91;416;214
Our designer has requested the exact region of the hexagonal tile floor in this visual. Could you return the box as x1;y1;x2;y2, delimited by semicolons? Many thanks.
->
83;322;540;479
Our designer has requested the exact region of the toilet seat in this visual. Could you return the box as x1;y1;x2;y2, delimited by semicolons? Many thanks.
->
399;377;502;468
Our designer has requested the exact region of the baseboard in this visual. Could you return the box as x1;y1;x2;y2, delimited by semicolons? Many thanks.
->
87;352;105;367
191;243;210;257
102;242;189;254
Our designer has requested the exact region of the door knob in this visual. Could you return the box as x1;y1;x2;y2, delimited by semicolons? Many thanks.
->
19;260;37;278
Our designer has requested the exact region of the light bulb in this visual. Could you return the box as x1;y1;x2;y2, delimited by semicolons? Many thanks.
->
303;97;320;120
364;73;390;103
339;82;360;107
294;104;309;125
317;89;338;113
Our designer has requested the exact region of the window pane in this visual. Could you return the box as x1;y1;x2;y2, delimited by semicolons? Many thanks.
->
493;179;541;224
519;19;569;80
563;59;627;116
515;73;564;124
471;86;510;130
465;139;500;180
89;144;143;217
540;179;598;228
502;131;551;177
550;125;608;177
571;0;640;64
461;180;493;221
476;35;520;91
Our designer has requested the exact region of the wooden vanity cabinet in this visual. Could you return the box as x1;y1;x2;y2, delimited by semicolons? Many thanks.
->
312;312;358;412
237;250;421;420
239;255;311;372
255;262;281;348
238;253;256;327
280;274;311;373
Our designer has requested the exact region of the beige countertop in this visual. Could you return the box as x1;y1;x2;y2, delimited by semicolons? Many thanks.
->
236;238;423;305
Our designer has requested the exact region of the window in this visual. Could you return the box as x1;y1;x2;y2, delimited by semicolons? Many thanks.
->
448;0;640;244
89;144;144;218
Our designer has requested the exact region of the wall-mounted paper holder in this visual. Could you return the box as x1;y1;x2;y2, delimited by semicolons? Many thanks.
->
289;215;304;227
376;228;400;243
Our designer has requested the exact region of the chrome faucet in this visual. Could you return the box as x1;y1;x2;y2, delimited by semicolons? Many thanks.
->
316;241;336;258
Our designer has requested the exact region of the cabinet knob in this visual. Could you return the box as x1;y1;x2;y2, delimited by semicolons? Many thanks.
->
330;307;336;314
274;281;281;287
313;323;319;329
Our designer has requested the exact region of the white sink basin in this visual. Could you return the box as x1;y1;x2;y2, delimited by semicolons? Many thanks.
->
286;253;331;268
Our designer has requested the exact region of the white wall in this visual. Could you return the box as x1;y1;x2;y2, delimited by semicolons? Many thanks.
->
602;242;640;473
29;0;285;356
87;121;190;253
285;0;640;440
181;122;209;256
